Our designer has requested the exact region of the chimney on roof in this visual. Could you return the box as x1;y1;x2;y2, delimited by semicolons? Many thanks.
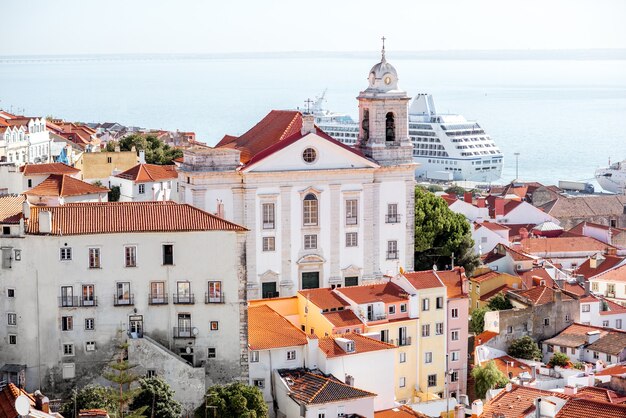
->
454;404;465;418
564;385;578;396
216;199;224;219
477;197;486;208
531;364;537;380
584;280;590;296
301;113;316;135
464;191;473;204
471;399;483;417
138;150;146;164
553;288;562;303
605;247;617;256
22;200;31;220
114;145;120;153
495;198;505;218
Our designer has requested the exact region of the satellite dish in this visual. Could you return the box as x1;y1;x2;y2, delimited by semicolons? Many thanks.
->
15;395;30;416
185;346;192;354
192;327;199;336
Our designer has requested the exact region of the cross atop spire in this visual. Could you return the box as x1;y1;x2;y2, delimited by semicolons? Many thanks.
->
381;36;386;62
304;98;314;114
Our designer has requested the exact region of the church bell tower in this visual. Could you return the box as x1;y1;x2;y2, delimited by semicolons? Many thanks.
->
356;38;413;166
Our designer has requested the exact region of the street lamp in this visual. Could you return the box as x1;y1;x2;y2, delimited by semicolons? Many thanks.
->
514;152;520;181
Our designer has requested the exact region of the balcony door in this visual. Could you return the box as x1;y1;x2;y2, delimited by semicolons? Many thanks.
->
129;315;143;338
178;314;191;337
301;272;320;290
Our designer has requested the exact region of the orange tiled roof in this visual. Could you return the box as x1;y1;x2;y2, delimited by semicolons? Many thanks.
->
471;269;502;283
543;323;610;348
576;386;626;403
519;236;616;254
277;369;376;405
336;282;409;304
24;174;109;197
480;284;513;302
569;220;626;236
593;263;626;283
555;397;626;418
0;383;36;418
480;221;510;231
114;163;177;183
322;310;363;328
402;270;445;290
248;305;307;350
480;384;569;418
516;267;555;289
595;364;626;376
375;405;429;417
318;332;395;358
474;330;498;350
509;285;574;306
27;201;247;235
20;162;80;175
298;288;348;311
574;255;625;279
600;298;626;316
79;409;110;417
481;355;532;379
436;267;468;299
0;194;25;224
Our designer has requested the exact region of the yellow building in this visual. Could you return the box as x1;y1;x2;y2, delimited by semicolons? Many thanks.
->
76;150;138;182
469;268;522;312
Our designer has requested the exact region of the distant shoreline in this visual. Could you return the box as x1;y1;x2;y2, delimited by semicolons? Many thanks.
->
1;49;626;63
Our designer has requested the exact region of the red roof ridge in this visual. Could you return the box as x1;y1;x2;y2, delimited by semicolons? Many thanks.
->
24;174;109;197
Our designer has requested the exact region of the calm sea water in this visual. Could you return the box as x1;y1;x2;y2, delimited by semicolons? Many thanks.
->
1;56;625;185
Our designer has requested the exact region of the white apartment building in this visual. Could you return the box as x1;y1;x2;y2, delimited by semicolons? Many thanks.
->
589;263;626;307
0;201;248;406
179;52;416;299
0;112;52;165
109;163;178;202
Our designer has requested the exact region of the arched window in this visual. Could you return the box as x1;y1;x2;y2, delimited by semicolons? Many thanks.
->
386;112;395;142
303;193;319;226
362;109;369;141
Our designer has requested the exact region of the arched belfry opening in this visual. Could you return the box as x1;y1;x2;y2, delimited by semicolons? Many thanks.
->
385;112;395;142
362;109;369;141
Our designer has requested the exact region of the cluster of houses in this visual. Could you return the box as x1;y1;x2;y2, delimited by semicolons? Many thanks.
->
2;51;626;418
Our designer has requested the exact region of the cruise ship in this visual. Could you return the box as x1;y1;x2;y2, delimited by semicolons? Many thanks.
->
595;159;626;194
310;92;503;182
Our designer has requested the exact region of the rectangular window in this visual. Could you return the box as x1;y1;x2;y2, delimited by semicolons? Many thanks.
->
435;323;444;335
210;321;219;331
85;341;96;352
8;335;17;344
62;316;73;331
387;240;398;259
7;289;15;298
82;284;95;306
116;282;131;304
422;298;430;311
593;351;599;359
304;234;317;250
603;320;609;327
399;352;406;363
208;348;216;358
250;351;259;363
451;308;458;318
346;232;358;247
262;203;275;229
345;199;358;225
608;283;616;294
388;305;396;315
380;329;389;344
162;244;173;265
253;379;265;389
262;236;275;252
60;247;72;261
544;318;550;326
399;377;406;388
559;346;566;353
451;371;459;382
7;313;16;326
582;304;590;312
125;246;137;267
617;319;622;329
287;350;296;361
451;330;459;341
451;351;460;361
422;324;430;337
207;281;223;303
61;286;74;307
138;184;145;194
571;347;576;355
85;318;95;330
146;370;157;378
386;203;399;223
592;282;599;292
425;352;432;363
88;248;101;268
400;303;407;313
436;296;444;309
176;281;192;303
63;343;74;356
303;195;319;226
428;374;437;387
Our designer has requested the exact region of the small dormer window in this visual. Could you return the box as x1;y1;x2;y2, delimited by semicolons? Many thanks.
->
346;341;355;352
302;148;317;163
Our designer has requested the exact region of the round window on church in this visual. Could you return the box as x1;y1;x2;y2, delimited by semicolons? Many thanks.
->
302;148;317;163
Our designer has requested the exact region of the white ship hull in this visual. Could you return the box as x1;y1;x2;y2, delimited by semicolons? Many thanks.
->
595;160;626;194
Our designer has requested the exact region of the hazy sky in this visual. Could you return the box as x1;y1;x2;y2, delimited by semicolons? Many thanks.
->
2;0;626;55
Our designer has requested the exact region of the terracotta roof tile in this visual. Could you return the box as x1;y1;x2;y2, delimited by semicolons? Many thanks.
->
519;237;617;254
375;405;429;417
336;282;409;304
542;195;626;219
480;284;513;302
479;221;510;231
20;162;80;175
114;163;177;183
595;364;626;376
248;305;307;350
593;263;626;283
298;288;348;310
481;355;532;379
516;268;555;289
509;285;574;306
472;269;505;283
600;298;626;315
435;267;468;299
0;383;36;418
543;323;610;348
277;369;375;405
555;397;626;418
27;201;247;235
24;174;109;197
403;270;445;290
480;384;569;418
318;332;395;358
0;194;25;224
587;331;626;355
322;310;363;328
569;220;626;236
474;330;498;349
576;386;626;403
575;255;625;279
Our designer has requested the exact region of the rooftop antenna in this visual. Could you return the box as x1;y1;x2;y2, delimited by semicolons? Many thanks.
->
381;36;386;62
304;98;314;114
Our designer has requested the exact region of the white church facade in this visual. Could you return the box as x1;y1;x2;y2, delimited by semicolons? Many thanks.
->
179;49;417;299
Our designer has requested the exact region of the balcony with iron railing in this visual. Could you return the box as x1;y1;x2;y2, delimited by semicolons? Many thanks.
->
385;214;402;224
173;293;195;304
386;251;399;260
173;327;195;338
263;221;275;230
395;336;412;347
346;217;358;226
366;313;387;322
205;292;225;304
113;295;134;306
58;296;79;308
606;291;616;298
148;294;168;305
80;297;98;307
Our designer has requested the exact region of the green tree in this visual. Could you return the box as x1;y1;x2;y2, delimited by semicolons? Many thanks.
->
102;340;147;418
469;306;490;334
108;185;121;202
130;377;181;418
105;141;119;152
195;382;267;418
414;187;480;274
116;134;182;165
507;336;542;360
487;293;513;311
471;360;509;399
444;185;468;197
61;385;113;418
549;352;569;367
